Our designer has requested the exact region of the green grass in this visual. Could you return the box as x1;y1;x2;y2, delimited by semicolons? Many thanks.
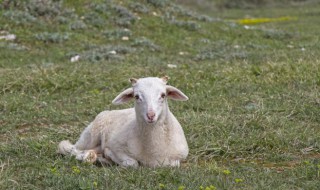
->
1;0;320;189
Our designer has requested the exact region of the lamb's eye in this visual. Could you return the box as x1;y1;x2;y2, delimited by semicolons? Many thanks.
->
135;95;140;100
161;93;166;98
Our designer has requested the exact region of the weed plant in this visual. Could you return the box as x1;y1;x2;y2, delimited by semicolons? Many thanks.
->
129;2;150;14
80;45;135;62
131;37;161;51
3;10;37;24
104;28;132;40
35;32;70;43
69;20;87;30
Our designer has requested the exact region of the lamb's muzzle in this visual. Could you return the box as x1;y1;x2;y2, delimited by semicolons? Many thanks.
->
146;110;156;122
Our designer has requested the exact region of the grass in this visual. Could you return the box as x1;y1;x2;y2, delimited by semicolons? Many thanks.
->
0;0;320;189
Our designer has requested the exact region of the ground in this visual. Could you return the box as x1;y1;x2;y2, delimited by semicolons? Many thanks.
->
0;0;319;189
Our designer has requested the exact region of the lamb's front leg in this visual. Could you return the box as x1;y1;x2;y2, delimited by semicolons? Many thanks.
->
104;148;139;168
58;140;98;163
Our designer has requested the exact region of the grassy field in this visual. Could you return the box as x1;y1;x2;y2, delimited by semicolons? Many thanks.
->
0;0;320;189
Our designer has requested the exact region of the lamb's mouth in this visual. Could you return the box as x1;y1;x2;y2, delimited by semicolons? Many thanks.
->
146;118;157;124
147;120;155;123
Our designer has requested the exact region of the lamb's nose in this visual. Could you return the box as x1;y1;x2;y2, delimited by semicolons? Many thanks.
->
147;111;155;120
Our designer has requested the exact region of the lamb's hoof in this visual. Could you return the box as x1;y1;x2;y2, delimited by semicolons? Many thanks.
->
170;160;180;167
84;150;97;163
122;159;139;168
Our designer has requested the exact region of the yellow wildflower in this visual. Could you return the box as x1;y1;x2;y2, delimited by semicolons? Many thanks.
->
159;183;165;189
72;166;80;174
235;178;244;183
236;16;297;25
222;169;231;175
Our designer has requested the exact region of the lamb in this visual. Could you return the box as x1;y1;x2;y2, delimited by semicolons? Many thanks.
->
58;76;189;167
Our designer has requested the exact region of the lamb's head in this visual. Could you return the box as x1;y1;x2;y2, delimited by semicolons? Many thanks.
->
112;76;188;125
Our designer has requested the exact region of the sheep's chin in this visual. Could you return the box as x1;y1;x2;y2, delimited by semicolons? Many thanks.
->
145;118;157;125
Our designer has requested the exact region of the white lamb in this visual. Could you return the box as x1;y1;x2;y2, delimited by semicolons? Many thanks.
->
58;76;189;167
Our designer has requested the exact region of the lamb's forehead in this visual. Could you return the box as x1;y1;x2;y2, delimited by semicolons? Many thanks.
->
133;77;166;92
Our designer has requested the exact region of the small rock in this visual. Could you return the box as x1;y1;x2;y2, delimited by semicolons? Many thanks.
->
167;64;177;68
244;25;250;30
0;34;16;41
122;36;129;41
108;50;117;55
70;55;80;62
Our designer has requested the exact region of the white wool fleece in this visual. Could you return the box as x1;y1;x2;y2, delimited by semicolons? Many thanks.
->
58;76;189;168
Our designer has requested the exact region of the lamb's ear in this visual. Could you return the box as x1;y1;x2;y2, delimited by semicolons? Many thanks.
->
112;88;134;105
129;78;138;86
166;85;188;101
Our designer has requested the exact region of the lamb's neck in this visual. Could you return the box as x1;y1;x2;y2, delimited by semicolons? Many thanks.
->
138;107;172;142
